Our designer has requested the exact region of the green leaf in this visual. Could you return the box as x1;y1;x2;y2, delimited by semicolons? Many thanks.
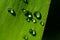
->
0;0;51;40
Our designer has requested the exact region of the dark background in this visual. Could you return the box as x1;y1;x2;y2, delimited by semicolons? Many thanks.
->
42;0;60;40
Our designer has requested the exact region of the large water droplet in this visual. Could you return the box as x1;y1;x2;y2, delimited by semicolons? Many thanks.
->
29;28;36;36
23;0;28;4
34;11;41;20
23;35;28;40
8;8;16;16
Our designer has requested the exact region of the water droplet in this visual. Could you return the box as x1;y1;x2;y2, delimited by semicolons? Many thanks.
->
29;28;36;36
40;22;44;26
32;18;36;23
8;8;16;16
25;11;33;20
23;35;28;40
23;0;28;4
26;18;30;22
22;8;27;13
34;11;41;20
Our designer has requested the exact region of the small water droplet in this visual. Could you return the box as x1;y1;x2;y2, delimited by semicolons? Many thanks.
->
22;8;27;13
26;18;30;22
23;0;28;4
23;35;28;40
29;28;36;36
8;8;16;16
32;18;36;23
25;11;33;20
34;11;41;20
40;22;44;26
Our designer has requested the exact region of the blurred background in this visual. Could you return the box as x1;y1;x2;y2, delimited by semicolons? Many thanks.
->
42;0;60;40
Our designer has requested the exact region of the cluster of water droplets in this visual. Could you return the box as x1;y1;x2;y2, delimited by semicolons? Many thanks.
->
7;0;45;40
